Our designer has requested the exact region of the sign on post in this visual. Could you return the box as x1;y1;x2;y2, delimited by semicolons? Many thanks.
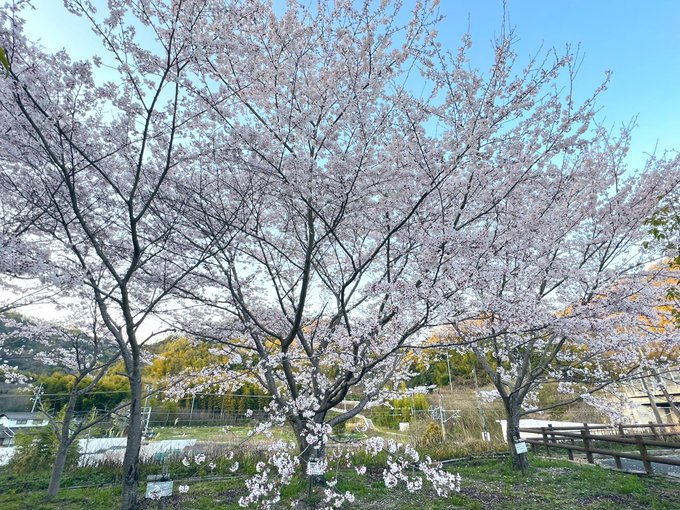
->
146;481;173;499
514;440;528;455
306;459;325;476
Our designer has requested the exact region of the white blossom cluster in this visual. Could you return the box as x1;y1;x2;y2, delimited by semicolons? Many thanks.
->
238;441;300;509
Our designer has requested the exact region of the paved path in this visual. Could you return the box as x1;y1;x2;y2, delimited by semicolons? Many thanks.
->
597;455;680;478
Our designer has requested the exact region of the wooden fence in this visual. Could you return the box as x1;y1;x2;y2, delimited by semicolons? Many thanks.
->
519;422;680;474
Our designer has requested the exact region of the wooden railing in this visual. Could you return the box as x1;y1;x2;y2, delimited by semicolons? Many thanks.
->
519;423;680;474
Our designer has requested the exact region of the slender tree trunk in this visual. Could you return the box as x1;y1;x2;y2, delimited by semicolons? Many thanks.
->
653;370;680;423
641;374;665;424
121;365;143;510
48;393;78;498
48;438;72;498
503;397;528;471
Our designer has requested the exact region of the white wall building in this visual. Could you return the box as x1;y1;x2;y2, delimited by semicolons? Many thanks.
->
0;412;49;428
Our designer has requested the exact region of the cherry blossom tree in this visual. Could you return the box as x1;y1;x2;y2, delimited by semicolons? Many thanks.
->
432;125;680;468
158;2;470;500
0;2;221;508
2;0;679;506
2;307;123;498
164;0;680;483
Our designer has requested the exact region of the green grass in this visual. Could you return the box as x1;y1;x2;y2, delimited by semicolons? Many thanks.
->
152;425;251;441
152;424;294;443
1;454;679;509
450;456;678;509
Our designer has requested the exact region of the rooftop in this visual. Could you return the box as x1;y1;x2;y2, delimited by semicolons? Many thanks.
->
0;412;46;420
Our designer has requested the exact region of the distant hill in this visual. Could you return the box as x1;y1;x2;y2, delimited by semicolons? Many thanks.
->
0;313;106;376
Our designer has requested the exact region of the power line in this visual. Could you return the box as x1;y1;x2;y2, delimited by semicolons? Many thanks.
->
0;390;272;398
0;390;129;397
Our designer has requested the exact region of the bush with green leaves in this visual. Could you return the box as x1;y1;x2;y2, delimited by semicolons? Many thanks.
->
370;394;430;429
9;426;79;474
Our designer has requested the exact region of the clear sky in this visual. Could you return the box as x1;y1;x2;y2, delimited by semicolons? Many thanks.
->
436;1;680;167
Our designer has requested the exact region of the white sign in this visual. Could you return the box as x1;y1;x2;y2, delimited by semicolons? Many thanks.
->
307;459;325;476
146;481;173;499
514;441;528;454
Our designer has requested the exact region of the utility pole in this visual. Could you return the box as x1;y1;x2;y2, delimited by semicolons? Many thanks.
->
143;384;153;436
189;393;196;426
641;373;665;424
445;352;453;392
144;383;152;407
637;350;665;425
437;393;446;442
472;366;490;441
30;383;43;413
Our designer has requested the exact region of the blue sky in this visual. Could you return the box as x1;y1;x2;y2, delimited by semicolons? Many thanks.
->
437;1;680;166
22;0;680;169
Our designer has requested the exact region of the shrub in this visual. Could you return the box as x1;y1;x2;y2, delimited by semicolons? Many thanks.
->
417;421;444;449
9;426;79;474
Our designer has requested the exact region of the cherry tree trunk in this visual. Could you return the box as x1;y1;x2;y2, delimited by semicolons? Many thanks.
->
47;437;72;498
47;393;77;498
120;368;144;510
503;398;529;471
291;418;327;485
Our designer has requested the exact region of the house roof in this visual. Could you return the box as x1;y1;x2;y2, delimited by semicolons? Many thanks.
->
0;412;46;420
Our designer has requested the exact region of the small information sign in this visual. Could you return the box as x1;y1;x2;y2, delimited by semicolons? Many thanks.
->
146;481;173;499
307;459;325;476
514;440;528;455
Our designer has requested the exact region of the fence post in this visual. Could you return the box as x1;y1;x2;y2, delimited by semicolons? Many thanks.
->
635;435;653;474
541;427;550;455
613;454;623;470
581;429;594;464
635;434;654;475
618;424;625;437
649;422;661;441
567;439;574;461
548;424;556;443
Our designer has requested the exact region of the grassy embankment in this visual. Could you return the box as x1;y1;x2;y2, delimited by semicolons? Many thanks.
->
1;454;678;509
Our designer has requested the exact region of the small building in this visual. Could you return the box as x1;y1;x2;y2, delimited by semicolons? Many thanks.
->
0;427;15;447
616;370;680;425
0;412;49;428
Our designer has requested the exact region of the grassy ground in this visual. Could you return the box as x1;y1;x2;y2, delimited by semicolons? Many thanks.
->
152;425;254;442
152;424;302;443
1;454;678;509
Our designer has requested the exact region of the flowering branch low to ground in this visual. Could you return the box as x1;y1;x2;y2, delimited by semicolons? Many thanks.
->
174;419;460;510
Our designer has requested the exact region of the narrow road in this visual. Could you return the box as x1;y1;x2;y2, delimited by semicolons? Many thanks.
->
596;455;680;478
